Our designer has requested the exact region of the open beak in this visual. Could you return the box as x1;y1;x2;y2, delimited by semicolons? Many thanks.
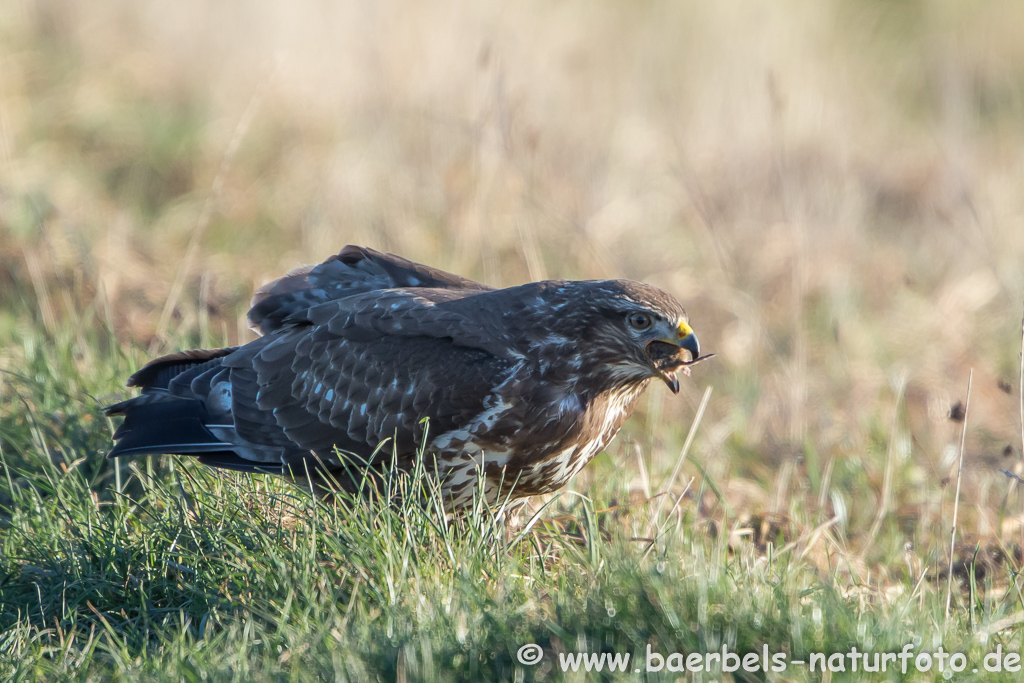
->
661;371;682;394
656;321;700;394
675;331;700;362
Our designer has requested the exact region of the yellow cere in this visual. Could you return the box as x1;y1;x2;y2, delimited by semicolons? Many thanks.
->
677;320;694;338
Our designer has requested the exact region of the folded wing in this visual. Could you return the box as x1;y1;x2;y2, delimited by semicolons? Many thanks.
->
247;245;491;335
108;248;511;484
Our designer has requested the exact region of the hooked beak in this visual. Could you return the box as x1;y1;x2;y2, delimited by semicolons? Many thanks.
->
677;332;700;362
655;321;700;395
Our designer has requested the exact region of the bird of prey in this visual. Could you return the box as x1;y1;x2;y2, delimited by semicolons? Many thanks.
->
107;246;707;509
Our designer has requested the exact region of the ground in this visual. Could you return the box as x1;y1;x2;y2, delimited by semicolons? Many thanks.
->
2;1;1024;680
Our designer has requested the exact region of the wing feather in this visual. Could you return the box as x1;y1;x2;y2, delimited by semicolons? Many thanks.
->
248;245;491;334
244;295;511;463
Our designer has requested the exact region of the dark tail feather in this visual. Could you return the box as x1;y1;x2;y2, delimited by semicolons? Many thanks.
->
106;397;230;459
196;453;286;474
126;347;238;390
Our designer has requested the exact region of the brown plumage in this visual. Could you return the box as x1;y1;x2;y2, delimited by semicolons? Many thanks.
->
107;246;706;508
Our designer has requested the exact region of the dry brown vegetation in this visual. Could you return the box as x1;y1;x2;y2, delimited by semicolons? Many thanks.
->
3;0;1024;649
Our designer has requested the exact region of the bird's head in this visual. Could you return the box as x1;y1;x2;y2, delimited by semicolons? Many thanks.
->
556;280;703;394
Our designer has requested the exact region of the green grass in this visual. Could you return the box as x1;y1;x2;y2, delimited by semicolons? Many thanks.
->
4;0;1024;679
1;323;1022;682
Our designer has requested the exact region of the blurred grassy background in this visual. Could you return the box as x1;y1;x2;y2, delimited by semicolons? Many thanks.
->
2;0;1024;572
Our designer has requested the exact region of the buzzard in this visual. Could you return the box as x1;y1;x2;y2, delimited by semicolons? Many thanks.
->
107;246;706;509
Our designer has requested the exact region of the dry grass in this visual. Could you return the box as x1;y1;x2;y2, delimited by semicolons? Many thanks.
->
3;0;1024;678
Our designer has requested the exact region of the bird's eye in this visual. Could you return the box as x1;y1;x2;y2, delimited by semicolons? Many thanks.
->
627;312;653;330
